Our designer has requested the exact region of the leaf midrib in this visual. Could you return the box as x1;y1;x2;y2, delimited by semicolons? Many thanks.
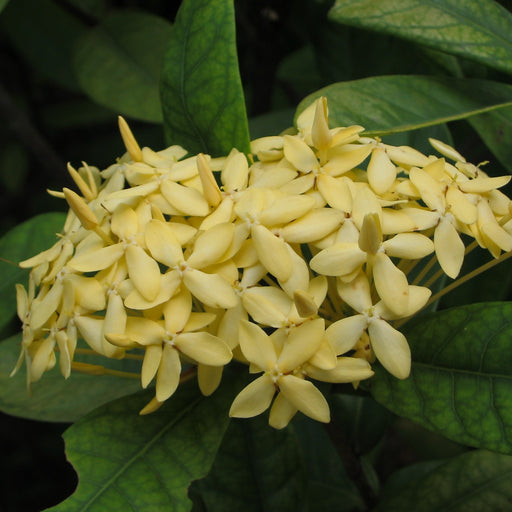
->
75;395;203;511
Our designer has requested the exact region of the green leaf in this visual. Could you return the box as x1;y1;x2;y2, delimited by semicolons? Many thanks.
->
329;0;512;75
73;10;172;122
0;0;10;13
161;0;250;156
0;334;141;423
330;394;393;455
191;415;307;512
469;106;512;172
370;302;512;454
296;76;512;136
0;212;66;334
1;0;85;90
376;450;512;511
294;418;365;512
249;109;295;139
48;375;238;511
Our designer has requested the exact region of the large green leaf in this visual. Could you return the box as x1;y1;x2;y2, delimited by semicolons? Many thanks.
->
0;0;85;90
330;394;393;455
161;0;250;156
376;450;512;511
0;212;65;334
296;76;512;136
469;106;512;173
73;10;172;122
370;302;512;454
294;418;365;512
48;375;239;511
190;416;307;512
0;334;141;423
329;0;512;75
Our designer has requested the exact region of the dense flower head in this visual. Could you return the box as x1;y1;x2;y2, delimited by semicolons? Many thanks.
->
13;98;512;428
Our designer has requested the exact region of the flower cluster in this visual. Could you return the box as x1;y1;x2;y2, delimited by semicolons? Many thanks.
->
13;98;512;428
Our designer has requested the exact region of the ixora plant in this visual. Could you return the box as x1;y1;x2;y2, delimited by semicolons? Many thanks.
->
4;0;512;510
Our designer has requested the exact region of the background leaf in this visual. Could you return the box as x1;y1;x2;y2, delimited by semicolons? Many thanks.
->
294;418;366;512
329;0;512;75
296;76;512;136
0;212;65;334
376;450;512;511
161;0;250;156
190;415;307;512
48;374;240;511
0;0;9;14
469;107;512;172
0;0;85;90
73;9;172;122
0;334;141;423
370;302;512;454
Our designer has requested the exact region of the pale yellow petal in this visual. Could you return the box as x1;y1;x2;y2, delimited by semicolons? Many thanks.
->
382;233;434;259
306;357;374;383
281;208;344;243
375;285;431;320
238;319;278;369
145;219;183;267
242;288;289;328
75;315;105;353
434;216;464;278
162;288;192;333
124;317;165;345
367;147;396;195
199;197;234;231
30;281;64;330
125;245;161;301
67;275;106;312
446;186;477;224
30;337;56;382
102;292;127;357
268;393;298;429
141;344;163;388
160;180;209;217
110;205;138;239
310;243;366;277
251;224;292;281
381;209;416;235
278;375;330;423
15;284;29;321
156;344;181;401
229;375;276;418
67;243;124;272
278;318;325;372
217;302;247;349
368;318;410;379
176;332;232;365
307;338;338;370
283;135;318;172
409;168;445;213
373;252;409;317
336;272;372;313
316;174;352;212
259;195;315;226
351;187;382;231
221;151;249;191
384;145;430;168
322;144;372;176
197;364;223;396
124;269;181;310
186;223;235;269
459;176;511;194
326;314;367;355
183;268;238;309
